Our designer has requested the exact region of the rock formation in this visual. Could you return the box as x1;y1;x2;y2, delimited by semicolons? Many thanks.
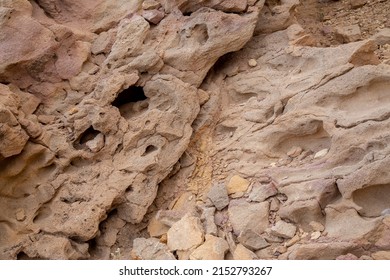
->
0;0;390;260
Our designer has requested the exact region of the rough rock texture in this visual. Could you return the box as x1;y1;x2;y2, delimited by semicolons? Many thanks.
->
1;0;390;260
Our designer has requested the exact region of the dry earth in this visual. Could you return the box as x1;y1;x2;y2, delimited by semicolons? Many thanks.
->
0;0;390;260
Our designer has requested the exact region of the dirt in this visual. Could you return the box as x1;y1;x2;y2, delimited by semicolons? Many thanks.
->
296;0;390;45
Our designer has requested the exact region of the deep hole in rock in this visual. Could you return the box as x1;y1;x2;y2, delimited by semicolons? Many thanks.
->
112;86;148;119
74;126;101;150
352;184;390;217
17;251;32;260
112;86;147;108
142;145;158;156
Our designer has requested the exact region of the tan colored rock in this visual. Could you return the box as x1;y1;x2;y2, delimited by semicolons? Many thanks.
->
227;175;250;195
309;221;325;232
132;238;176;260
167;215;204;251
142;0;161;10
147;216;170;237
270;220;297;239
15;208;26;221
371;251;390;260
279;199;324;231
228;200;269;235
238;229;269;251
190;235;229;260
248;59;257;67
350;0;367;9
233;244;258;260
142;9;165;25
288;242;362;260
335;25;362;43
248;182;278;202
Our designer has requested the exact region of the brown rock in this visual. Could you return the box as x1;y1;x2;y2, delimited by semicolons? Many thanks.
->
190;235;229;260
233;244;258;260
167;215;204;251
227;175;250;195
238;229;270;251
228;200;269;235
132;238;176;260
270;220;297;239
371;251;390;260
142;9;165;25
350;0;367;9
248;182;278;202
335;25;362;43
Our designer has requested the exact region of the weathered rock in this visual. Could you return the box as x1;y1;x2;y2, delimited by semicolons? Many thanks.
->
248;182;278;202
132;238;176;260
189;234;229;260
288;242;363;260
228;200;269;235
350;0;367;9
147;216;170;237
237;229;270;251
371;251;390;260
167;215;204;251
227;175;250;195
142;9;165;25
207;183;229;210
270;220;297;239
233;244;257;260
200;207;218;236
336;253;359;260
335;25;362;43
279;199;324;231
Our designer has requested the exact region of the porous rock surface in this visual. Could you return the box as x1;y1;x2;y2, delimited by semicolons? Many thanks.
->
0;0;390;260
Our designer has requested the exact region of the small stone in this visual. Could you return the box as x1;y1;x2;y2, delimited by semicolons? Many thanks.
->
310;231;321;240
86;133;105;153
287;146;303;158
309;221;325;232
142;0;161;10
285;235;300;247
270;220;297;239
131;238;176;260
207;183;229;210
227;175;250;195
335;25;362;43
350;0;367;9
142;9;165;25
91;31;115;55
371;251;390;260
167;215;204;251
190;235;229;260
233;244;258;260
274;246;287;254
15;208;26;221
314;148;329;159
248;59;257;67
248;182;278;202
238;229;270;251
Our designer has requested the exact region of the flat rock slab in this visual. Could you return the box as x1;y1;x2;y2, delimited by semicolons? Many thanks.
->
270;220;297;239
167;215;204;251
228;200;269;235
208;183;229;210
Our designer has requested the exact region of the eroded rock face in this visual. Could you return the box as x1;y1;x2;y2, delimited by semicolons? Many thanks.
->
1;0;390;260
